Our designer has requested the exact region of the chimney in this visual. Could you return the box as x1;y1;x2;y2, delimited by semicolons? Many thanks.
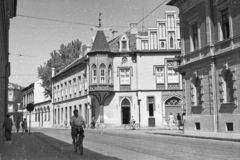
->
112;30;118;39
130;23;138;34
51;67;55;77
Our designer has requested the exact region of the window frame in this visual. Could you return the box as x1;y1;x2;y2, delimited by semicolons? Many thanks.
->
99;63;106;84
221;9;230;40
91;64;97;84
192;24;199;50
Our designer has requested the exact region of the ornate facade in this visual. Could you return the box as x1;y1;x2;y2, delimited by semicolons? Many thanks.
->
52;11;182;128
168;0;240;133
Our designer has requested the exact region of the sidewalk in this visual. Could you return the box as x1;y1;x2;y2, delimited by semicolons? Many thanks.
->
0;131;120;160
145;128;240;142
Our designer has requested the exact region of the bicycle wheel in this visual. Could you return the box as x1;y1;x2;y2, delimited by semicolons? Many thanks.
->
134;124;140;130
79;136;83;155
74;136;78;152
124;124;131;130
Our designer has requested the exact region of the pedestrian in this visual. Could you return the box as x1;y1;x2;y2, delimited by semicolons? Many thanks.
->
176;113;181;130
91;117;96;129
2;114;13;142
21;118;27;134
16;116;20;133
130;116;136;129
168;113;174;129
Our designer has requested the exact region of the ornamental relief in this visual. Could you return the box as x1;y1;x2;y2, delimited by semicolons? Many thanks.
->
119;96;132;106
162;94;183;102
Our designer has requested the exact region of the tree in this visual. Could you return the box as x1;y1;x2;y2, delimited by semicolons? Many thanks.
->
38;39;85;98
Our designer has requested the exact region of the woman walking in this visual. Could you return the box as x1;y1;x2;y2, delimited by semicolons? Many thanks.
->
21;118;27;134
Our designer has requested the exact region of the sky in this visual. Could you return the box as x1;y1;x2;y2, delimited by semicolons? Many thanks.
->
9;0;178;87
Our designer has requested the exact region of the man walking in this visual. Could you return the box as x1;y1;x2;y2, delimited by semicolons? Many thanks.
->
2;114;13;142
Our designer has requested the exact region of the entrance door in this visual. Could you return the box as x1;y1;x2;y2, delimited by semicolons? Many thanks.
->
121;98;131;124
165;97;182;125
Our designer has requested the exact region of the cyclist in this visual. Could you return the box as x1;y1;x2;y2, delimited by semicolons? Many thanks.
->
70;109;86;144
130;116;135;129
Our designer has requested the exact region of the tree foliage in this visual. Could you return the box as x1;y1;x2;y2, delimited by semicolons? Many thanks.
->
38;39;85;97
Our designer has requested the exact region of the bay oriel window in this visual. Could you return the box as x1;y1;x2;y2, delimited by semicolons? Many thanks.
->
108;65;112;84
120;68;131;90
100;64;106;83
91;64;97;84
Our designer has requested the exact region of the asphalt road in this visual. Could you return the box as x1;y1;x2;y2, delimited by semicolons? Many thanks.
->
32;128;240;160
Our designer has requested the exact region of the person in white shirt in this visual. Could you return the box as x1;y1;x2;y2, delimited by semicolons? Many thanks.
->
70;109;86;144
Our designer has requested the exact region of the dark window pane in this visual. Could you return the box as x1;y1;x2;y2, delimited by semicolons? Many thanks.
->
226;71;234;102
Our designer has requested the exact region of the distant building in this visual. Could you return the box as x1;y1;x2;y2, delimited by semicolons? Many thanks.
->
0;0;18;144
22;83;34;121
8;83;24;122
168;0;240;133
52;11;182;128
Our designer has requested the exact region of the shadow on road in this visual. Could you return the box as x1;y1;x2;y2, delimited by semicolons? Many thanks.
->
0;132;121;160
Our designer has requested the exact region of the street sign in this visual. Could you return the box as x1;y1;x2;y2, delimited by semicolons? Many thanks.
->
26;103;34;112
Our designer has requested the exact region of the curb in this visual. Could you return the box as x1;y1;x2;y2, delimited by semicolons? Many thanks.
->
145;132;240;142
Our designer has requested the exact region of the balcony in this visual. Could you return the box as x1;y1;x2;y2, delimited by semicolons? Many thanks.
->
89;84;114;92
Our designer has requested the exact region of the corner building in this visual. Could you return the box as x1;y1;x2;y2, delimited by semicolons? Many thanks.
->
52;11;183;128
168;0;240;133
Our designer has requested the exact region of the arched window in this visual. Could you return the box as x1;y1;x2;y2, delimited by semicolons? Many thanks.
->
91;64;97;84
226;71;234;102
195;78;202;105
44;107;46;121
108;65;112;84
170;36;173;48
47;106;50;121
99;63;106;83
161;42;164;48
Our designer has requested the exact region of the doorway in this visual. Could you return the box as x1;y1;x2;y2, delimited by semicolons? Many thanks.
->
165;97;182;123
121;98;131;124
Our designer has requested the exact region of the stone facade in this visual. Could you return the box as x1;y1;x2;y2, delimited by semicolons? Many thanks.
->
0;0;17;144
168;0;240;133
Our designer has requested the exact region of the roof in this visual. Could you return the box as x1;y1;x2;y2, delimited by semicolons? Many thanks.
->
167;0;179;5
90;30;110;52
52;56;87;80
8;82;24;90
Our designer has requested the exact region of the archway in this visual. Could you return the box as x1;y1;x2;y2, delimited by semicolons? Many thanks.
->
164;97;182;123
121;98;131;124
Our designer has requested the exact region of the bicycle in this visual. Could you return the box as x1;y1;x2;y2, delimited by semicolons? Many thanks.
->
73;125;83;155
87;122;103;130
124;122;140;130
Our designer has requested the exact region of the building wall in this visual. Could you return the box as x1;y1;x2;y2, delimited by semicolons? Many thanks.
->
169;0;240;133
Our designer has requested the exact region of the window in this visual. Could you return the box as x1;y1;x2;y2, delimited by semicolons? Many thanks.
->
195;123;200;130
92;64;97;84
192;24;198;50
147;97;155;116
69;81;72;98
108;65;112;84
78;76;82;96
65;82;67;99
196;78;202;106
156;67;164;84
225;71;234;102
100;64;106;83
120;68;130;85
84;75;88;93
170;36;173;48
226;123;233;131
79;105;82;116
161;42;164;48
168;68;178;83
141;40;148;50
221;9;230;40
122;41;127;50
